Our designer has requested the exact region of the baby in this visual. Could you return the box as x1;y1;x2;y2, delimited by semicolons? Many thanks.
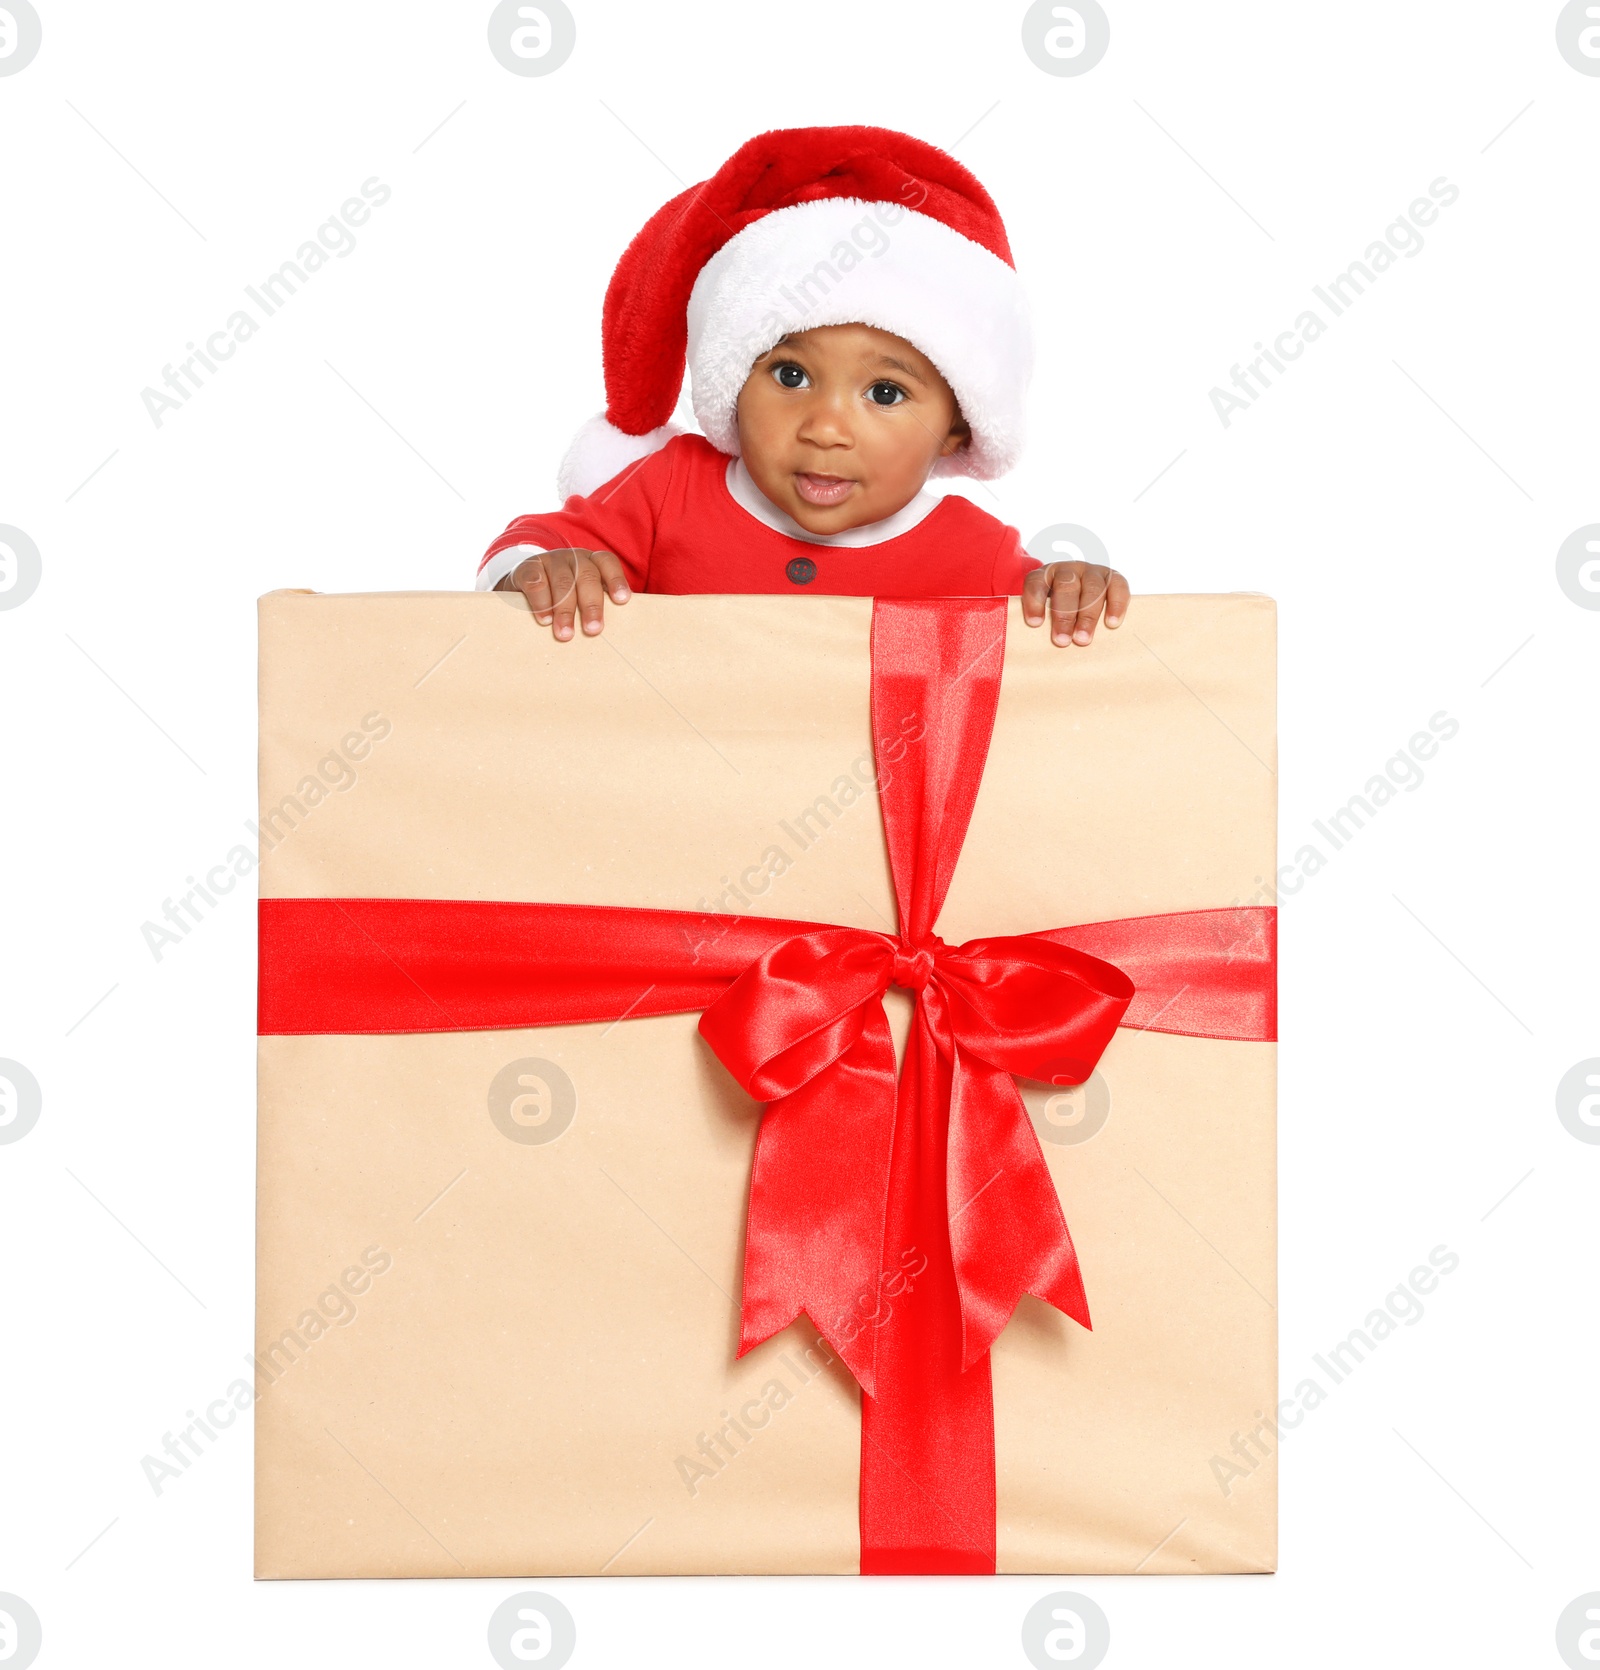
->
476;125;1127;646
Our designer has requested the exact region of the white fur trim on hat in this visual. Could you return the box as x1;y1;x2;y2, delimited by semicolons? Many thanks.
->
684;196;1031;480
557;411;685;501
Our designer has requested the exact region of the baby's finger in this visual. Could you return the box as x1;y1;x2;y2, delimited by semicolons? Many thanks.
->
513;555;554;622
1049;565;1082;646
544;551;581;641
1104;569;1130;629
591;549;632;604
1021;566;1051;626
1072;568;1110;645
573;555;608;635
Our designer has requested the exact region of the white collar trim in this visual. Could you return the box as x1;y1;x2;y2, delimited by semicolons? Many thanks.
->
725;457;940;547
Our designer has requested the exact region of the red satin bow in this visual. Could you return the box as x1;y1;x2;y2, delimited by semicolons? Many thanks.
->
258;595;1275;1575
699;923;1134;1394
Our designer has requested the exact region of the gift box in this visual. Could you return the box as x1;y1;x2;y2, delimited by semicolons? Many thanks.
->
254;588;1277;1578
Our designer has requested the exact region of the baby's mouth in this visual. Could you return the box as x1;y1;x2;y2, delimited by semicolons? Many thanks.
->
794;472;857;508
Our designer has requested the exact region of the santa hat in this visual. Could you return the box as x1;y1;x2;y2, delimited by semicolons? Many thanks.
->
557;124;1032;500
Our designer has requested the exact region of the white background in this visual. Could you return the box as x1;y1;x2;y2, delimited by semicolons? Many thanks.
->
2;1;1597;1666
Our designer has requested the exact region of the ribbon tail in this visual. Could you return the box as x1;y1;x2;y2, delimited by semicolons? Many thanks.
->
946;1054;1091;1371
737;1003;899;1398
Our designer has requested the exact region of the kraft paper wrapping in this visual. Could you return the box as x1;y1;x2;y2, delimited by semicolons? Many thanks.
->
255;590;1277;1578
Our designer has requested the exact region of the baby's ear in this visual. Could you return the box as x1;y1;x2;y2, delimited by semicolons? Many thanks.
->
940;414;972;457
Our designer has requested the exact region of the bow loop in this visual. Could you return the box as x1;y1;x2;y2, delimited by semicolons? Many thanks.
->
698;924;895;1102
934;934;1135;1084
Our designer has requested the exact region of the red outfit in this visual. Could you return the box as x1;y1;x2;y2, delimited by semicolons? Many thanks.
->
479;435;1040;598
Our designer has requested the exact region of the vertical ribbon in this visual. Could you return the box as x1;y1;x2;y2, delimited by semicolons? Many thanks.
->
858;597;1009;1574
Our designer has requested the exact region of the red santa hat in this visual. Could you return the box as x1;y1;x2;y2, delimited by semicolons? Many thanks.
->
557;124;1032;500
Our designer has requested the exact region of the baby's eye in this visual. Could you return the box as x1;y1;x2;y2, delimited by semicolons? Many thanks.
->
866;380;907;406
771;362;809;390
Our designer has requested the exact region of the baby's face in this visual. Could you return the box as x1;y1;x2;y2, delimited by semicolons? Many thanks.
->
734;323;969;534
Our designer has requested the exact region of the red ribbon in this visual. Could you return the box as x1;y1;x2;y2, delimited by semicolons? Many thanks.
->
259;596;1275;1575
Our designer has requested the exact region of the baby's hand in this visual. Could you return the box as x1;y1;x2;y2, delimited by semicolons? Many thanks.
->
497;548;632;639
1022;560;1129;647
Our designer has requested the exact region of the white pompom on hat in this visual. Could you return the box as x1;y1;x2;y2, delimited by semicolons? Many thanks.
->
557;124;1032;500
